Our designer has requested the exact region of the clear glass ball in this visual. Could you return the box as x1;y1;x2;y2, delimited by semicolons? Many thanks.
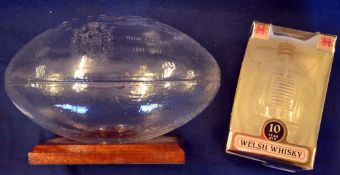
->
5;15;220;143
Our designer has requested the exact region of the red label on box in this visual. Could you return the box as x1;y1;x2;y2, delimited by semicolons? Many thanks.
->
317;34;336;52
252;22;270;40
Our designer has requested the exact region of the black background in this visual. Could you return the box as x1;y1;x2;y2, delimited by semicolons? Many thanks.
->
0;0;340;174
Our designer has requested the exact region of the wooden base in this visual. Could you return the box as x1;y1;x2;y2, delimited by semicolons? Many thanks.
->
28;136;185;165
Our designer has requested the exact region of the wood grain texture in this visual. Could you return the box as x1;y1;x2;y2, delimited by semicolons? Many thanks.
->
28;136;185;165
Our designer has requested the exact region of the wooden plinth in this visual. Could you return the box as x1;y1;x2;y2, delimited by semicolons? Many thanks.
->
28;136;185;165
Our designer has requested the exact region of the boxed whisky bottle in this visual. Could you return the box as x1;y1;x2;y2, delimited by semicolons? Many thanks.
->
226;21;337;172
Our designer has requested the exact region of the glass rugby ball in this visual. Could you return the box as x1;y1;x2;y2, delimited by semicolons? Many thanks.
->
5;15;220;143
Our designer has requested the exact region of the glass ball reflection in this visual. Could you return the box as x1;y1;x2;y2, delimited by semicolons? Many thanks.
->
5;15;220;143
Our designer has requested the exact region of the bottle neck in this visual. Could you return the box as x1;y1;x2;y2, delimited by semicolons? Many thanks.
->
277;43;295;64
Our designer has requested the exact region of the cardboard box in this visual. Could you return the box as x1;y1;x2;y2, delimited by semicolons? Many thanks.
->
226;21;337;172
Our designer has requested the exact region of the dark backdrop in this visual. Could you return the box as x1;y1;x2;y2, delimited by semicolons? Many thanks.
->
0;0;339;174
